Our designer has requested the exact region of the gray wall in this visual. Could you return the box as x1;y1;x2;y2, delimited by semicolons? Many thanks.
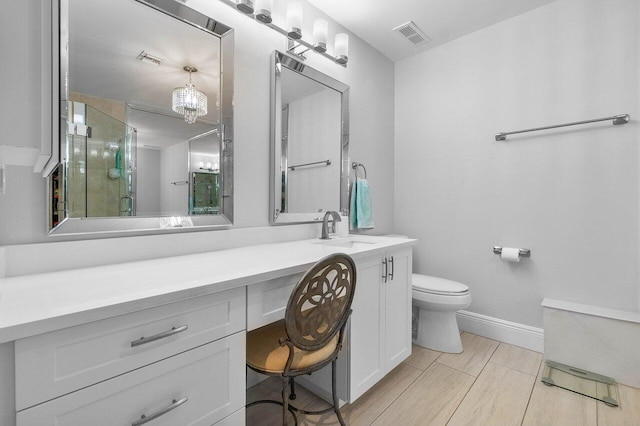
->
0;0;395;275
136;147;161;216
394;0;640;328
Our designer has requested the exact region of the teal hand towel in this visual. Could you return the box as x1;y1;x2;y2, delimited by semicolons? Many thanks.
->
350;178;375;230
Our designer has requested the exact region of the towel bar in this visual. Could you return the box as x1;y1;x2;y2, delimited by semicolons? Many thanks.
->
288;159;331;171
495;114;629;141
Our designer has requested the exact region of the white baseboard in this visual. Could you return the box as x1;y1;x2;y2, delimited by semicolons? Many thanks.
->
456;310;544;353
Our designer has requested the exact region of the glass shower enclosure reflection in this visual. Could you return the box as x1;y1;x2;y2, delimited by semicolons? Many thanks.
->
53;101;136;225
189;130;222;215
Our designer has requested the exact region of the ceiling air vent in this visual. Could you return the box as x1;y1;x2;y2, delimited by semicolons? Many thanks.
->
393;21;430;46
136;51;163;66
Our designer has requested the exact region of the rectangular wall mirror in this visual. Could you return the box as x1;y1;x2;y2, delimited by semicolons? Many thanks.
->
49;0;234;236
270;51;350;224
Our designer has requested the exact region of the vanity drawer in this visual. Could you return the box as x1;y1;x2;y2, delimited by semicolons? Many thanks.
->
246;273;303;331
15;287;245;410
215;407;245;425
17;332;245;426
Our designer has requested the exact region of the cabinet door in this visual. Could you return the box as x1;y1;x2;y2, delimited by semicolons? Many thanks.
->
349;254;385;402
384;248;413;371
17;332;245;426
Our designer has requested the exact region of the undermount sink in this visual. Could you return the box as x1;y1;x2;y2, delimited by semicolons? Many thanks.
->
314;239;377;249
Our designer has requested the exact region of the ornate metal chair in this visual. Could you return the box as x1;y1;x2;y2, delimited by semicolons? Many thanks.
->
246;253;357;426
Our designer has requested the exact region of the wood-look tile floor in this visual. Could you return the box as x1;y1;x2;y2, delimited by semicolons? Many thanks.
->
246;332;640;425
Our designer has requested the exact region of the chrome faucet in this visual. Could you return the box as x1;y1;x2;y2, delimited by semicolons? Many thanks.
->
320;211;342;239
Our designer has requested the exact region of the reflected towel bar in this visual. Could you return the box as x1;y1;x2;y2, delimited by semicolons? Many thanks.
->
493;246;531;257
288;159;331;171
495;114;629;141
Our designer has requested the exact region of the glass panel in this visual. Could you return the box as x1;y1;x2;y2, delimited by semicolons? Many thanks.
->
191;172;220;214
189;130;221;215
63;103;135;219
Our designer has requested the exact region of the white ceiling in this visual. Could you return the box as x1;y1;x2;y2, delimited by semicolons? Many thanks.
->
69;0;220;119
307;0;556;61
69;0;222;150
128;107;217;149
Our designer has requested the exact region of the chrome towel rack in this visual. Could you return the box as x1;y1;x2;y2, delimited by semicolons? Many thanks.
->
495;114;629;141
493;246;531;257
288;159;331;171
352;162;367;179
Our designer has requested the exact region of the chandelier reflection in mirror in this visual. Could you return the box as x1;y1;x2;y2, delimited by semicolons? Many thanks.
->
172;66;208;124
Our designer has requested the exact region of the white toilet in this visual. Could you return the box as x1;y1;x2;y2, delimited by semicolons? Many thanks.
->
412;273;471;353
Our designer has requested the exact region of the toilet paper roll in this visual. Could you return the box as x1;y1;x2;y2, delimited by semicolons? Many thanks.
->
501;247;521;262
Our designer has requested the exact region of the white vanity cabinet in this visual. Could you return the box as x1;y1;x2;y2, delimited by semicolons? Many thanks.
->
275;245;414;403
1;236;417;424
14;287;246;426
349;247;413;401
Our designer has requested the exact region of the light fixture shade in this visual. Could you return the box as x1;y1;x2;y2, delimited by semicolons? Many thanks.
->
286;2;303;39
255;0;272;23
236;0;254;14
335;33;349;64
313;19;328;52
172;81;207;124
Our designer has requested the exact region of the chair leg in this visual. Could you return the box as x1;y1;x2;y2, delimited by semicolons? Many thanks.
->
282;377;289;426
289;377;297;400
332;360;346;426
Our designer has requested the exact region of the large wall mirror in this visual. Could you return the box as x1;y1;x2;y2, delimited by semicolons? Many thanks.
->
270;51;349;224
49;0;234;235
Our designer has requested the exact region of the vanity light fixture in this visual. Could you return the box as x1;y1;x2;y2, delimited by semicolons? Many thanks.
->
254;0;272;23
218;0;348;67
236;0;254;14
172;66;208;124
286;2;303;39
334;33;349;64
313;19;328;52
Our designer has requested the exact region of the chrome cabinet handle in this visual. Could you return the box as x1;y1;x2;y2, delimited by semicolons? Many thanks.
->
131;325;188;348
132;397;188;426
389;256;395;281
382;258;388;283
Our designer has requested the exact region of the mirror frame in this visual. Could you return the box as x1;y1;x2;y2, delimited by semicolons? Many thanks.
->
48;0;234;236
269;51;350;224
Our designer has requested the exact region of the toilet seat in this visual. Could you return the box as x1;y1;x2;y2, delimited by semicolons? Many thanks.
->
412;274;469;296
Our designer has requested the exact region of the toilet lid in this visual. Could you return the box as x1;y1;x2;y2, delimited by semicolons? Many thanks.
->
412;274;469;296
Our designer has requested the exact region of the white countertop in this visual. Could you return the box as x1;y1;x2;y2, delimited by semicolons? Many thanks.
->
0;235;416;343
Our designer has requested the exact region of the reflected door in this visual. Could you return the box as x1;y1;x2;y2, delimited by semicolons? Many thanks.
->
62;101;136;218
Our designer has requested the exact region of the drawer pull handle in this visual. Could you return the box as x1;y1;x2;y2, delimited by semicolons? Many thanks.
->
132;397;188;426
131;325;188;347
382;258;388;283
389;256;395;281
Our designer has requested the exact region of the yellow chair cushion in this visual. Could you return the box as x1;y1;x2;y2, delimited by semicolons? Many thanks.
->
247;319;339;374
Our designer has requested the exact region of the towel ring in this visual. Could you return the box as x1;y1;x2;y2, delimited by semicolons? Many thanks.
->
352;162;367;179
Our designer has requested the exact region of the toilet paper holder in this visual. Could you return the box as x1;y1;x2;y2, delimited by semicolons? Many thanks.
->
493;246;531;258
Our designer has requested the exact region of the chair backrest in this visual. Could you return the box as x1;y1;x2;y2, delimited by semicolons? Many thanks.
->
284;253;357;352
